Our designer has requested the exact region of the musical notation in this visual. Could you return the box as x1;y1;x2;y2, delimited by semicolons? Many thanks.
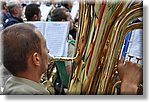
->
122;28;143;65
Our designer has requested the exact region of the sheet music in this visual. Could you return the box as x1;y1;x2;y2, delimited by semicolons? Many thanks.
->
125;29;143;64
25;21;45;36
25;21;70;57
44;22;70;57
63;41;68;57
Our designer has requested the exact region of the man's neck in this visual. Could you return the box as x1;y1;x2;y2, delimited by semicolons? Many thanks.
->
15;72;41;83
11;14;21;19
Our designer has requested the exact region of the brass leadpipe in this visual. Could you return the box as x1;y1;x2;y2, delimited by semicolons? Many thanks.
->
48;51;80;62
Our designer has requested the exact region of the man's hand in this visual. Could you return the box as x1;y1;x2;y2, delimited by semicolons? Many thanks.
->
118;56;143;94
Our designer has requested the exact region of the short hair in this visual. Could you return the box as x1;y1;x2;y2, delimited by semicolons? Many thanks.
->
61;0;73;12
7;0;21;14
51;8;69;21
25;4;40;21
1;23;41;75
1;1;7;10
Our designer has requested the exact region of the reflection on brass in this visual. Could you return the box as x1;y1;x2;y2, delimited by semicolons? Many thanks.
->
41;1;143;95
48;51;79;62
111;80;121;94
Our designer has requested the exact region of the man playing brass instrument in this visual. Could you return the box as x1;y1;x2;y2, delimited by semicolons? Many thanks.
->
2;23;49;94
1;23;142;95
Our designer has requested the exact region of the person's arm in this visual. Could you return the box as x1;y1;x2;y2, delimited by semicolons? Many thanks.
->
118;57;143;95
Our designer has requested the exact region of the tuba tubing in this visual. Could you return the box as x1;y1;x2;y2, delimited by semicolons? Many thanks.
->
48;51;80;62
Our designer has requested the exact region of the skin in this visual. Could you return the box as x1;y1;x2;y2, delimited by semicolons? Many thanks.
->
118;56;143;94
66;11;74;30
32;11;42;21
61;11;74;31
12;3;23;18
16;29;49;83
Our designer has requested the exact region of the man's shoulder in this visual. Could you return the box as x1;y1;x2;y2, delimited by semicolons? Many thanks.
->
3;17;23;28
2;76;49;95
3;18;18;28
3;83;38;95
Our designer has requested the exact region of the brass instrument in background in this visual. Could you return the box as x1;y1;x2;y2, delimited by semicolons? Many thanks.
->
42;0;143;95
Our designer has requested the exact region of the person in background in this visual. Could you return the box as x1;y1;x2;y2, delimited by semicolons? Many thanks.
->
2;23;50;95
60;0;78;40
0;1;11;25
46;0;63;21
25;3;42;21
61;0;73;12
50;7;75;94
51;7;75;40
51;7;76;75
3;0;23;28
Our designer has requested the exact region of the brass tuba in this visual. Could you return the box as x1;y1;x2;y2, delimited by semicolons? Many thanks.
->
44;0;143;95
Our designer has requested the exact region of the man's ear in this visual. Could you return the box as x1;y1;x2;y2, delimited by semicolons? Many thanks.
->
32;52;40;66
33;14;38;20
14;7;18;14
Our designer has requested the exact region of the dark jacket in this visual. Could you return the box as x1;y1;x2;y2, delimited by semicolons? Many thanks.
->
3;14;23;28
2;12;11;24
